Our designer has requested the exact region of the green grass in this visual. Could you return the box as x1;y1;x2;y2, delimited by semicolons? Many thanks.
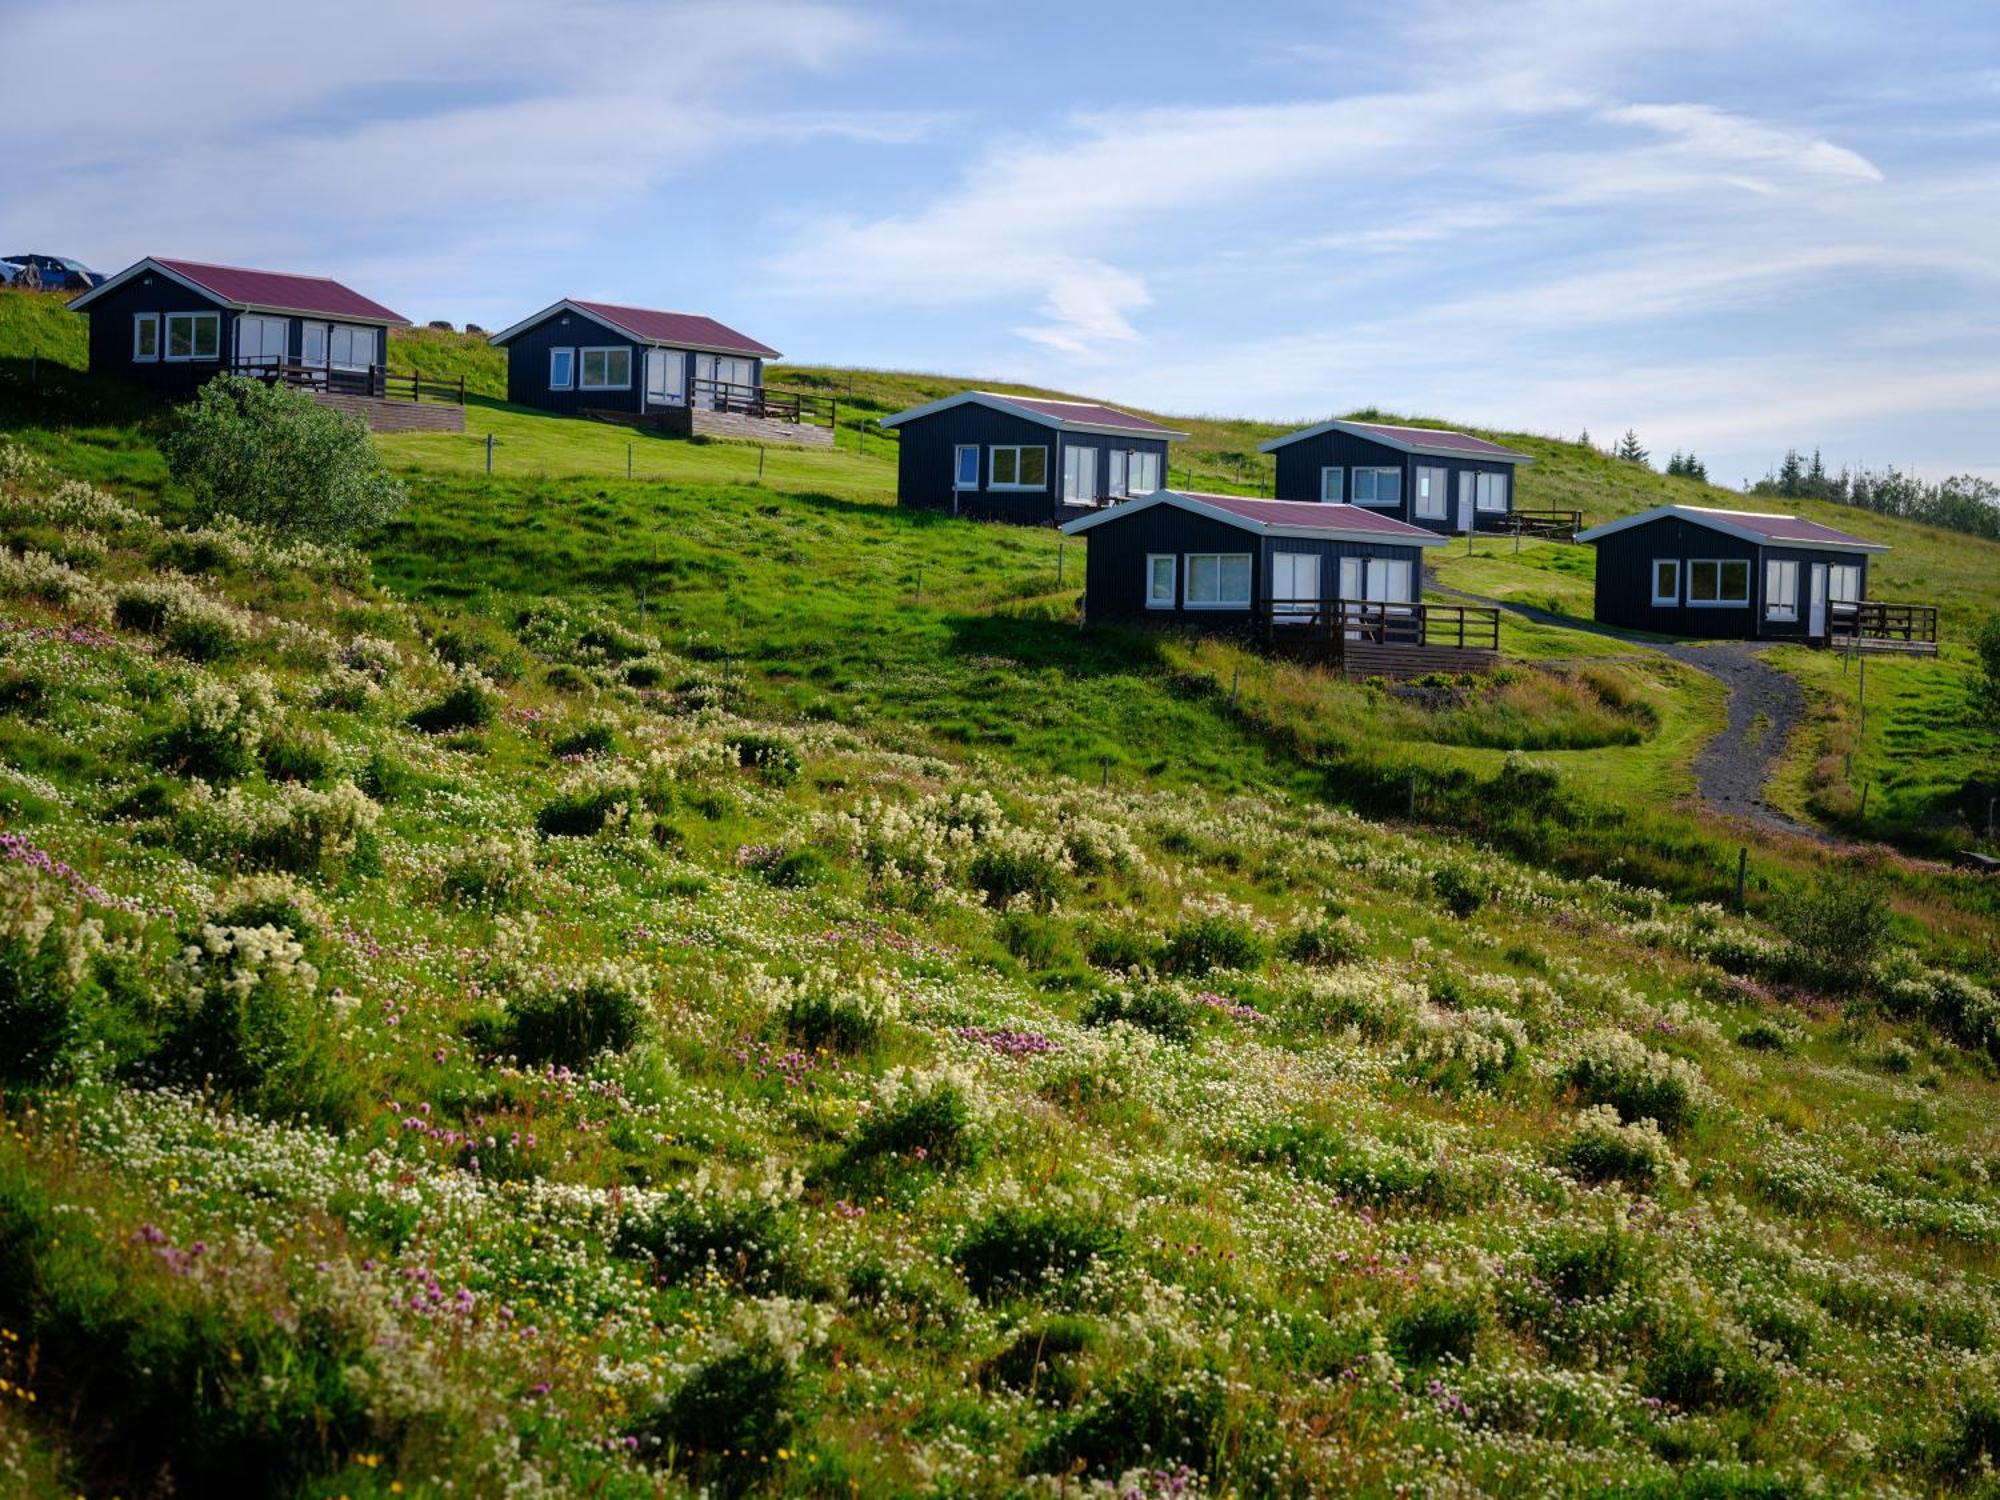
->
384;324;507;398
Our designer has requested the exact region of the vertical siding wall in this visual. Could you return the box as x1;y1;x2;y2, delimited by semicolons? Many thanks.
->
1591;518;1869;639
1271;431;1516;534
82;276;232;397
896;408;1167;527
502;312;643;416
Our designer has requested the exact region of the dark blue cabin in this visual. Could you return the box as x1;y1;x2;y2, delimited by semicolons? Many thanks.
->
880;391;1185;527
487;299;777;419
1059;490;1443;626
1576;505;1885;642
67;256;405;398
1260;419;1531;535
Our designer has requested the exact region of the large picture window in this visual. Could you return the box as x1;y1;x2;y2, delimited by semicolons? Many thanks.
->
1688;558;1750;606
580;347;631;389
164;311;220;362
132;313;159;362
1184;553;1252;608
1475;472;1508;512
1765;559;1799;621
1413;465;1448;520
1352;466;1401;507
989;445;1047;490
1146;553;1176;608
1652;559;1680;606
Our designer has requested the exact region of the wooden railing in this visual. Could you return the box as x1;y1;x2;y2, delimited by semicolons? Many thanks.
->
232;358;465;405
684;376;838;431
1830;599;1939;651
1253;598;1501;651
1479;508;1583;541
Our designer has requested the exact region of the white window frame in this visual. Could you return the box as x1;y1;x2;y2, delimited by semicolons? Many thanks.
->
1651;559;1681;607
1145;553;1177;609
549;348;575;390
953;444;980;490
163;310;220;363
988;445;1048;491
1352;466;1401;507
1413;465;1449;521
1475;471;1508;512
1129;450;1161;495
301;321;328;367
578;346;631;391
1320;466;1345;503
1365;557;1413;604
132;312;159;362
1271;551;1321;618
235;313;289;369
1184;552;1253;609
1108;450;1130;499
1687;558;1750;608
1828;564;1862;604
1765;558;1800;621
1063;444;1099;505
327;324;374;372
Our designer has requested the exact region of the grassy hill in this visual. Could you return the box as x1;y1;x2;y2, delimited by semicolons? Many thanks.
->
1;296;1999;1494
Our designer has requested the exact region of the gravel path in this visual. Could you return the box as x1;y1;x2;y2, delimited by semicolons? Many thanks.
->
1429;582;1828;840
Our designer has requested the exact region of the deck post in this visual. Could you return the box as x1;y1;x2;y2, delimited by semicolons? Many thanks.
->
485;433;494;474
1735;847;1747;909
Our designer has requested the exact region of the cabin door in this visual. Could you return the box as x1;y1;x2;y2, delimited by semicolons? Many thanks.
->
1456;472;1475;533
1271;552;1320;620
1808;563;1828;639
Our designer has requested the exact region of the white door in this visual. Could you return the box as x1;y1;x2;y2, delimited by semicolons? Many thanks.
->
1456;472;1475;533
237;315;288;371
1271;552;1320;619
1808;563;1827;638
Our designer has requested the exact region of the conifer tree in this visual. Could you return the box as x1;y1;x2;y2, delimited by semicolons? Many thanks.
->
1615;429;1649;465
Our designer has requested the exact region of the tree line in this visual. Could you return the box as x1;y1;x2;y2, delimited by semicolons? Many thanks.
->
1751;448;2000;543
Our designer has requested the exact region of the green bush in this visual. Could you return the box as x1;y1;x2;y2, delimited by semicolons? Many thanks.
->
1388;1288;1484;1367
1082;923;1154;972
153;678;268;781
1083;987;1196;1043
158;376;404;542
490;967;647;1067
633;1342;794;1495
617;1198;796;1292
1562;1030;1703;1134
785;991;886;1053
1024;1366;1230;1478
0;878;100;1084
535;780;635;837
1641;1311;1779;1414
954;1208;1120;1302
847;1075;977;1169
726;731;802;784
968;842;1069;910
409;676;497;735
160;921;331;1115
551;721;616;758
1431;864;1489;920
1158;913;1266;976
980;1317;1098;1404
1281;915;1364;967
1773;867;1889;994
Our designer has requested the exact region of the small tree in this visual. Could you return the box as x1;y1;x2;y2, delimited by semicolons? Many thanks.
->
160;376;404;543
1615;429;1649;465
1976;610;2000;724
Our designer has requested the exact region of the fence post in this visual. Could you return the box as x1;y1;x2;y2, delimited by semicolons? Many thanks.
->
1231;664;1241;706
758;446;766;480
627;442;633;480
1100;756;1110;789
485;433;494;474
1735;846;1747;909
915;566;922;604
1058;544;1065;586
1407;776;1418;818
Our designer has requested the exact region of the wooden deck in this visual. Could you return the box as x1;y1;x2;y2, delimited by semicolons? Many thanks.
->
1478;507;1583;542
1253;599;1501;676
1828;600;1939;656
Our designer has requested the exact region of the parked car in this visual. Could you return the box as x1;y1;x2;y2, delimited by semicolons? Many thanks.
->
0;254;104;291
0;260;28;288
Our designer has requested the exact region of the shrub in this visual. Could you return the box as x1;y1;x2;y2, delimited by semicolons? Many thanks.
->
1772;867;1889;994
954;1208;1121;1302
1083;987;1196;1044
765;847;829;889
1556;1105;1686;1190
1281;915;1365;967
785;989;892;1053
409;671;498;734
1935;1386;2000;1481
114;577;248;661
1561;1029;1704;1135
440;833;537;908
161;922;329;1114
1975;611;2000;723
618;1197;796;1291
1158;913;1266;976
1024;1366;1230;1478
179;780;380;878
846;1068;980;1169
535;767;639;837
490;964;648;1066
1403;1005;1527;1094
1431;863;1489;920
1735;1020;1792;1052
259;721;333;784
1082;923;1154;972
0;549;112;622
633;1341;794;1495
968;838;1070;910
1388;1287;1484;1367
158;376;404;542
981;1318;1097;1404
725;731;802;784
153;675;272;781
551;720;617;758
0;868;103;1083
1641;1311;1779;1414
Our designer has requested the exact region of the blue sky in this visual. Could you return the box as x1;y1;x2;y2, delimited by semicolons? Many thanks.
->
4;0;1997;485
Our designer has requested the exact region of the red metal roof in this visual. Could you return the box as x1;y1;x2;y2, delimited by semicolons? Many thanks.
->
997;394;1178;434
571;300;779;358
1682;508;1876;548
1344;422;1524;459
155;258;405;323
1177;491;1437;537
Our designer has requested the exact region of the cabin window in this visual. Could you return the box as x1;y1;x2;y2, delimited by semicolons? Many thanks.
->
328;324;374;371
989;445;1047;490
1129;451;1161;494
1352;467;1401;507
1146;554;1177;608
302;323;327;366
1320;467;1345;503
1184;553;1252;608
1475;472;1508;512
1108;451;1128;498
1271;552;1320;618
1063;446;1099;505
579;348;631;390
164;311;220;362
953;445;980;490
1413;466;1448;520
1365;558;1412;603
1828;564;1862;603
1687;558;1749;606
1651;559;1680;606
549;348;575;389
132;313;159;362
235;314;289;370
1765;559;1800;621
